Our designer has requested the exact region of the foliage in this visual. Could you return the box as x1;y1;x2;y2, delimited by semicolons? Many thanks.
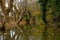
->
0;0;60;40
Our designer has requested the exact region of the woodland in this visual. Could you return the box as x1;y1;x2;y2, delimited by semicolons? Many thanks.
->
0;0;60;40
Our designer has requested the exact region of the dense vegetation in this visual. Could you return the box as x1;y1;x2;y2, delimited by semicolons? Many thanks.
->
0;0;60;40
